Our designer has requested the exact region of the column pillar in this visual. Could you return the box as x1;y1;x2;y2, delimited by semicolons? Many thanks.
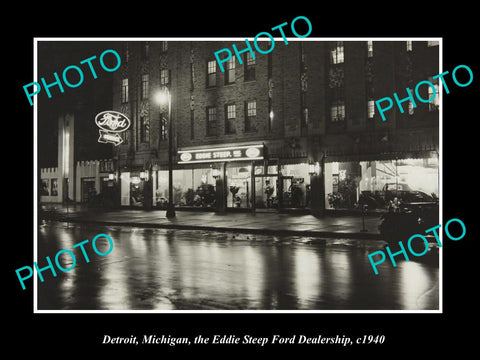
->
310;156;326;217
215;162;226;212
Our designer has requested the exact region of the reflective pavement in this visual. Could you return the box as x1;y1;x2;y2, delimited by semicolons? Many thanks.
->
37;222;439;311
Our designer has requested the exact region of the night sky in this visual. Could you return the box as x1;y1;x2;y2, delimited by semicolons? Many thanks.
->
37;41;117;168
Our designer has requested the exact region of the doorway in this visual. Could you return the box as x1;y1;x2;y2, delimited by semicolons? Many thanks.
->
254;175;278;210
81;177;96;203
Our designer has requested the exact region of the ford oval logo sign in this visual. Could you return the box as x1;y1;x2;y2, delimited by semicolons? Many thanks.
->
245;147;261;158
180;152;192;162
95;111;131;133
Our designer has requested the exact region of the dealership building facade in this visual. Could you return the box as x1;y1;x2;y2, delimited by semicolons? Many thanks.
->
53;39;439;213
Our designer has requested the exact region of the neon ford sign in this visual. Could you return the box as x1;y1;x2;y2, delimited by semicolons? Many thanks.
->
95;111;131;146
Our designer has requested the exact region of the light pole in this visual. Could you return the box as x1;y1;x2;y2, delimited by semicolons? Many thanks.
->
155;87;176;218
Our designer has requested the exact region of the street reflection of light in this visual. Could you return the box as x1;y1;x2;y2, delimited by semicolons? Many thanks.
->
294;248;321;308
98;231;131;310
54;228;76;250
242;246;264;306
210;244;241;295
398;262;437;310
58;275;75;306
328;250;352;303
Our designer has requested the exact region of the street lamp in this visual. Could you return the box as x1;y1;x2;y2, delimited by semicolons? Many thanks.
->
154;87;176;218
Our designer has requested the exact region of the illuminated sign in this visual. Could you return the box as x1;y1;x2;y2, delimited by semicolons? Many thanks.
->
95;111;131;146
178;144;264;164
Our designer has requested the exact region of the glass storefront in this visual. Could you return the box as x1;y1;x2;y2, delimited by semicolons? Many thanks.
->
324;157;439;210
254;164;278;209
155;167;216;208
279;163;311;208
117;162;319;211
227;164;251;208
120;172;147;207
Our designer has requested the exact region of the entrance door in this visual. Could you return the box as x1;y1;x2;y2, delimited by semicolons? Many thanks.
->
81;177;96;203
281;176;307;208
226;164;252;208
281;176;293;208
254;175;278;210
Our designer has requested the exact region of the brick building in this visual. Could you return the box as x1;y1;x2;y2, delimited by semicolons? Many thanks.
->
111;39;440;213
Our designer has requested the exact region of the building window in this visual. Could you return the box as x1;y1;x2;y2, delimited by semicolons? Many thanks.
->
160;116;167;141
141;41;149;59
330;100;345;122
207;60;216;87
121;78;129;103
225;104;236;134
244;52;255;81
140;116;150;143
41;179;50;196
367;100;375;119
428;76;439;111
367;41;373;57
427;40;439;47
225;56;236;84
408;101;415;115
330;41;344;64
161;41;168;52
160;69;170;86
206;106;217;136
245;100;257;132
51;178;58;196
141;74;149;100
406;41;413;52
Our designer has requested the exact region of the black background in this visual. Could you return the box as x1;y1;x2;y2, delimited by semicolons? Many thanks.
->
6;3;476;356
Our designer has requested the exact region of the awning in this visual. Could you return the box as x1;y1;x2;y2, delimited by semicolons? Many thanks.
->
324;149;438;163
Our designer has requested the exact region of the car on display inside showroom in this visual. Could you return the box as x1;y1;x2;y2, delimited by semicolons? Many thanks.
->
359;182;436;211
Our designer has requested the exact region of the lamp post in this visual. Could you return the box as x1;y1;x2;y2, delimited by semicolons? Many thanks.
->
155;87;176;218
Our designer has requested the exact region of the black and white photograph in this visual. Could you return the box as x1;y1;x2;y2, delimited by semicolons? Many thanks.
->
35;38;441;312
7;6;478;356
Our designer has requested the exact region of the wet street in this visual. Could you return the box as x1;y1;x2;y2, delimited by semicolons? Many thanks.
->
37;221;439;311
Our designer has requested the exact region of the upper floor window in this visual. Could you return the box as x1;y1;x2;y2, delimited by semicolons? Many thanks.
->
408;100;415;115
225;56;236;84
367;100;375;119
121;78;129;103
406;41;413;52
160;41;168;52
245;100;257;132
140;116;150;143
225;104;236;134
244;52;256;81
141;74;149;100
160;69;170;86
367;41;373;57
207;60;216;87
428;76;439;111
330;41;344;64
206;106;217;136
160;116;167;141
330;100;345;122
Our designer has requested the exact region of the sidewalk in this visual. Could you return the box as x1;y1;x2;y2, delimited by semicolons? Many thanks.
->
39;204;383;240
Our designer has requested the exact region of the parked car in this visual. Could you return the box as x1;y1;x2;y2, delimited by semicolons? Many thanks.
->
382;182;434;203
359;182;437;210
379;202;439;243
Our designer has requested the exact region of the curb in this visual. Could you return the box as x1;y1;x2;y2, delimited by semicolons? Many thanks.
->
42;216;383;240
